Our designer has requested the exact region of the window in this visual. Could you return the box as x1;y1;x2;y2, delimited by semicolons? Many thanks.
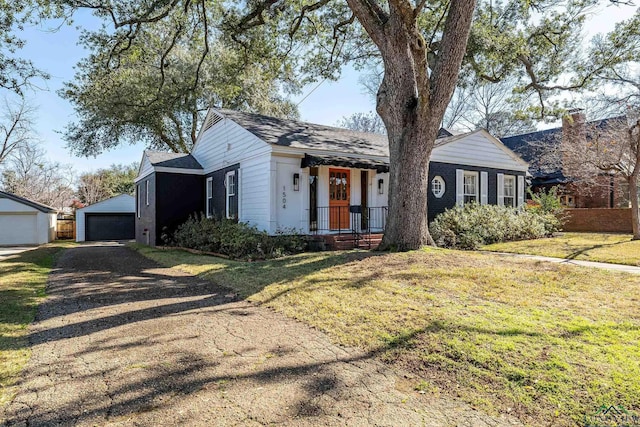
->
225;171;236;219
206;177;213;218
560;195;575;207
136;184;141;218
431;176;445;198
145;180;149;206
503;175;516;207
463;172;478;204
329;171;348;201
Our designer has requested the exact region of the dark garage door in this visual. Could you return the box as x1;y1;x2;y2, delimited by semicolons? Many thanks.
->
86;213;135;241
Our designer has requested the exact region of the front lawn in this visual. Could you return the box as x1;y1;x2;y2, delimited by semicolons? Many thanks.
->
483;232;640;265
135;244;640;426
0;243;73;408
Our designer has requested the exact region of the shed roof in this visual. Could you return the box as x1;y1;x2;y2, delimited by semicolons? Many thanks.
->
145;151;203;170
0;191;57;213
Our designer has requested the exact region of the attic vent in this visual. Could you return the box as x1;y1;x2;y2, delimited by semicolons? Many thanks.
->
202;111;224;133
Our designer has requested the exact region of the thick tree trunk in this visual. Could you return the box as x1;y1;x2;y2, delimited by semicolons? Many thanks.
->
350;0;476;251
630;174;640;240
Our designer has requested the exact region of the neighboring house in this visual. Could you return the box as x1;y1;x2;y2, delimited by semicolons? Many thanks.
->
76;194;136;242
0;191;57;246
135;108;528;246
501;110;630;208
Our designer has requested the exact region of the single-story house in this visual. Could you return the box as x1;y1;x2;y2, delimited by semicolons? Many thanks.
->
0;191;57;246
501;110;630;208
134;108;528;247
76;194;136;242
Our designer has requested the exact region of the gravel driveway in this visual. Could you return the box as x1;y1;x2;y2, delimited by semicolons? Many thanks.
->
2;242;521;426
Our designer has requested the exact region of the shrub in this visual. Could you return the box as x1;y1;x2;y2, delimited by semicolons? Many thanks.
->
164;214;308;260
430;203;561;250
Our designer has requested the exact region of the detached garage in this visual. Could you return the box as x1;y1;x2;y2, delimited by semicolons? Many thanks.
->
0;191;57;246
76;194;136;242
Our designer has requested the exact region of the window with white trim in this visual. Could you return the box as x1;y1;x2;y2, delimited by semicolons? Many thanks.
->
431;176;445;198
136;184;141;218
145;180;149;206
503;175;516;207
206;177;213;218
463;171;478;204
225;171;236;219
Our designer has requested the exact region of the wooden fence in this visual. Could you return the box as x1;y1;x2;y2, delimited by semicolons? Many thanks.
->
56;219;76;240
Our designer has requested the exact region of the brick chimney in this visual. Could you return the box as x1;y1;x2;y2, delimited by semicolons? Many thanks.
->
561;108;587;178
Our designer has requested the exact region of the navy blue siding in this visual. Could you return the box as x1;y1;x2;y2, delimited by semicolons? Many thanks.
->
205;164;240;220
156;172;204;244
135;172;204;246
135;174;157;245
427;162;526;223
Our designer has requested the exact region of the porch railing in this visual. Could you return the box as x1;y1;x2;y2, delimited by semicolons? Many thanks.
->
309;206;387;237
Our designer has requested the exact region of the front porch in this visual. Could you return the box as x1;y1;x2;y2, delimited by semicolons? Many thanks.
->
309;205;387;250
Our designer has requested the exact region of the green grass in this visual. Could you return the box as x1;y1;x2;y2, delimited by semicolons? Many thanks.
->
134;243;640;426
0;242;74;408
483;232;640;266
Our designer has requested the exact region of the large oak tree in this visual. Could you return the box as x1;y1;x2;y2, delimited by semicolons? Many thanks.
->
60;0;637;250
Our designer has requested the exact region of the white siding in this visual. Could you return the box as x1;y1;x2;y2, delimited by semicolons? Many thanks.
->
136;156;154;182
273;156;305;233
76;194;136;242
240;155;272;232
0;199;54;245
192;118;271;173
433;132;528;172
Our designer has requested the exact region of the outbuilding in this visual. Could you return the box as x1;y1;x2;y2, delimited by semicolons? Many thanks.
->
76;194;136;242
0;191;57;246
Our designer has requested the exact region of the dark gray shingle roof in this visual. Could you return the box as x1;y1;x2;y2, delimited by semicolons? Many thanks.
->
217;109;389;157
145;151;203;169
0;191;57;213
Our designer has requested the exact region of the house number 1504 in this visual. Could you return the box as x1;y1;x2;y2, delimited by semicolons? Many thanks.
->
282;186;287;209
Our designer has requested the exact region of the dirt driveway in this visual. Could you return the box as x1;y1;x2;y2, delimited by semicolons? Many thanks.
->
2;243;521;426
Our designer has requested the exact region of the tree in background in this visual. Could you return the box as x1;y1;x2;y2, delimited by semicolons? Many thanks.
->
335;111;386;134
0;142;74;208
0;2;63;94
57;0;639;250
0;97;38;165
61;11;300;156
77;163;138;205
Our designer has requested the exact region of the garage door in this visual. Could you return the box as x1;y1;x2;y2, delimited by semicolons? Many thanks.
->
0;213;38;245
85;213;135;241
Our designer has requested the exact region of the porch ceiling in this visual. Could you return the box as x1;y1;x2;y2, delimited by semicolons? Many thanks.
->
301;154;389;173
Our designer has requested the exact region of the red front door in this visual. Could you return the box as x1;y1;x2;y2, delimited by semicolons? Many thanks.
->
329;169;350;230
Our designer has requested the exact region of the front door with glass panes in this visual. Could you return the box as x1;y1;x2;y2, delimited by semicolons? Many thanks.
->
329;169;350;230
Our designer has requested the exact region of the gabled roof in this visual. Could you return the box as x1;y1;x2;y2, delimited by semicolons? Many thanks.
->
0;191;57;213
215;109;389;157
77;194;135;212
145;151;203;170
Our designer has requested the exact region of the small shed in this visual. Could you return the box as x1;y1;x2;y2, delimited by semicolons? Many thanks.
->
76;194;136;242
0;191;57;246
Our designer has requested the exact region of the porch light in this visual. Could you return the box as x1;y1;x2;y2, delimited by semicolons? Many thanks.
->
293;173;300;191
378;178;384;195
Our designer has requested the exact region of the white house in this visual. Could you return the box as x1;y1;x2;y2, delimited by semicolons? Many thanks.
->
134;108;528;247
0;191;57;246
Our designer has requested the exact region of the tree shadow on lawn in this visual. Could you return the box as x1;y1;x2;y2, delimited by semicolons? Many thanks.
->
28;244;385;345
5;245;419;426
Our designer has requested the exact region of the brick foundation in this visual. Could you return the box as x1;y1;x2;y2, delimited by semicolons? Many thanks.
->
562;208;632;233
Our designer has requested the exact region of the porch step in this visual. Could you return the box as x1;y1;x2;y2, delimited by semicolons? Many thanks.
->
319;233;384;250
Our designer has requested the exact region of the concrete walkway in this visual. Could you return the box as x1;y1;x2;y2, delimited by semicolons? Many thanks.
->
488;251;640;274
2;243;521;426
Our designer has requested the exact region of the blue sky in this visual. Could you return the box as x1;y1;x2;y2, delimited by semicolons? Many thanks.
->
10;2;637;173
